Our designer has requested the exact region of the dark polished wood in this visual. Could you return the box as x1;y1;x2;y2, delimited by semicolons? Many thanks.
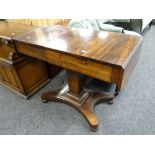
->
13;25;142;67
13;25;143;130
14;25;143;92
0;21;49;98
42;70;115;130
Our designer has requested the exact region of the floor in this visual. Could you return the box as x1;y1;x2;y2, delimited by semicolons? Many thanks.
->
0;25;155;135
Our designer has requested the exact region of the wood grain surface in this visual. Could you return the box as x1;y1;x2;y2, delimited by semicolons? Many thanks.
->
13;25;143;68
0;21;36;39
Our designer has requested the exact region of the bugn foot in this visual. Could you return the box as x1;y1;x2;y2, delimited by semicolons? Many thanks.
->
107;100;114;105
90;125;99;132
42;99;48;103
41;89;61;103
41;85;115;131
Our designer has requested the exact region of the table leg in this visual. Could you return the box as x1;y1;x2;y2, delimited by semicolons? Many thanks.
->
41;69;115;131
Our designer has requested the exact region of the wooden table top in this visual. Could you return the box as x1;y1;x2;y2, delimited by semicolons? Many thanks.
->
0;21;35;39
13;25;143;68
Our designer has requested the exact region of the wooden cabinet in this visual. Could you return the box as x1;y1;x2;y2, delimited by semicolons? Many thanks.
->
0;36;49;98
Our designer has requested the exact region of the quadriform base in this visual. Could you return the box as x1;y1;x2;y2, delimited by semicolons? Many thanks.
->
41;70;115;131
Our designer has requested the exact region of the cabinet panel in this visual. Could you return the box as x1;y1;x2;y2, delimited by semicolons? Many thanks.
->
16;58;48;91
0;65;8;82
0;65;4;81
3;66;18;88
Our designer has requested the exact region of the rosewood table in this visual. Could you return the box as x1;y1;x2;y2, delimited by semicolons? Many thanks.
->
13;25;143;131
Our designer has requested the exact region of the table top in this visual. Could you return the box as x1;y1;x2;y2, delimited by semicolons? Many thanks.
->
0;20;35;39
13;25;143;68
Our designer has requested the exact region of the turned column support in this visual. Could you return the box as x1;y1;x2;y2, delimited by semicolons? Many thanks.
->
41;69;115;131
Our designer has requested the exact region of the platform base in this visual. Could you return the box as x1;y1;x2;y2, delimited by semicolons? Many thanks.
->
41;85;115;131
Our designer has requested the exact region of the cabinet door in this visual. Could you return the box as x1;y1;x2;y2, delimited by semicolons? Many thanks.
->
3;66;19;88
0;64;6;82
0;64;21;91
0;65;3;81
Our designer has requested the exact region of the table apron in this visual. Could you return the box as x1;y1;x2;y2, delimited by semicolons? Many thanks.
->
15;42;123;86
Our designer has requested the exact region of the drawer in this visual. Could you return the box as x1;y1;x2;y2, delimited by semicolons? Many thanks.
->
61;55;113;82
45;50;61;66
15;43;45;60
15;43;61;66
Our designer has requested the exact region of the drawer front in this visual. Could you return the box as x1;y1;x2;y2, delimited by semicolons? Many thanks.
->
45;50;61;66
15;43;45;60
61;55;113;82
15;43;61;66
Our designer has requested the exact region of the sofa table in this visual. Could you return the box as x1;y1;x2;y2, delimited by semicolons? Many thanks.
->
13;25;143;131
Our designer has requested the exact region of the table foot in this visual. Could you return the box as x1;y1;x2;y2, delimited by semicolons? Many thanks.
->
115;85;119;97
41;85;115;131
107;100;114;105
